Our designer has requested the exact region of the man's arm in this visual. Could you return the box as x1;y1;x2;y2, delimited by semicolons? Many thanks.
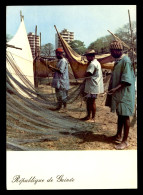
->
85;72;93;77
85;62;97;78
49;59;67;74
39;58;61;73
108;82;130;95
48;64;61;73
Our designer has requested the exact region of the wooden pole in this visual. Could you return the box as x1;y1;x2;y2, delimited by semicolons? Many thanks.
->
34;25;38;88
128;10;134;45
35;25;37;58
107;30;136;56
128;9;135;74
6;44;22;50
20;10;22;21
40;32;41;50
20;10;24;21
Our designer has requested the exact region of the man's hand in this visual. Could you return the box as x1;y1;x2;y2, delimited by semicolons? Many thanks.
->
108;82;127;95
108;88;118;95
48;64;56;72
48;64;52;69
85;72;93;77
48;64;61;73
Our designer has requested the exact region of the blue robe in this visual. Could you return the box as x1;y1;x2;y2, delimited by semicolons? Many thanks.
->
105;55;135;116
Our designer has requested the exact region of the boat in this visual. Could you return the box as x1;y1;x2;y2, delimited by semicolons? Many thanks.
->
54;25;115;79
34;26;115;84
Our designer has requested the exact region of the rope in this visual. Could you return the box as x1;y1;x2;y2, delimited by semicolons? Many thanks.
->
7;103;53;128
6;50;114;151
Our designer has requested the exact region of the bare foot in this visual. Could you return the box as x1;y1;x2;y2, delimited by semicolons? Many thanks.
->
86;118;95;123
115;141;129;150
110;135;122;142
80;116;90;121
58;108;67;113
49;107;61;111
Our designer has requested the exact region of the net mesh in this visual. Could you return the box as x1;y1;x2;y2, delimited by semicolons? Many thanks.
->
7;51;110;150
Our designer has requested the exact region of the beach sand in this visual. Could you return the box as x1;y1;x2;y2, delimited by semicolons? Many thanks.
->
7;83;137;151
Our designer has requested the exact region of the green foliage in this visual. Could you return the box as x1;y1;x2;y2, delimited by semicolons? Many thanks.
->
115;21;136;51
40;43;54;56
88;35;113;54
69;40;87;55
87;21;136;54
6;34;13;42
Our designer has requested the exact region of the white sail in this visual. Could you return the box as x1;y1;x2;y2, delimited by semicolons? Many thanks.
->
7;18;34;97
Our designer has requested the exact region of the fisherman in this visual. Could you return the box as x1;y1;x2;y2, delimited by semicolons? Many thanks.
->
105;40;135;150
81;49;104;122
48;48;70;111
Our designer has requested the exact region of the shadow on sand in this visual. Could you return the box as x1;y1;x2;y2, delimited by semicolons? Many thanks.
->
60;130;116;145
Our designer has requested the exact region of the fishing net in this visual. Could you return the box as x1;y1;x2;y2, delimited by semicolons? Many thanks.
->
7;50;111;151
6;19;111;151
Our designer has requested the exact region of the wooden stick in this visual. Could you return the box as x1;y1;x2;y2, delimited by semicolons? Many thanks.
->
35;25;37;58
128;9;135;74
6;44;22;50
107;30;136;56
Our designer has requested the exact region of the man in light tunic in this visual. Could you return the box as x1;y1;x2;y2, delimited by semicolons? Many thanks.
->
48;48;70;111
81;49;104;122
105;40;135;149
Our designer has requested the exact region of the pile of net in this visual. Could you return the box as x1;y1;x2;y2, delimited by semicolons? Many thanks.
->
7;52;110;151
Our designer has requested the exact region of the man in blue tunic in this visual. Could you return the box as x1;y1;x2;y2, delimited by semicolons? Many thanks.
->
105;40;135;149
48;48;70;111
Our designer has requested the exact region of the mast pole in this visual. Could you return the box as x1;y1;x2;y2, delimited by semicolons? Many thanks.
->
20;10;24;21
128;9;135;74
35;25;37;58
107;29;136;56
40;32;41;51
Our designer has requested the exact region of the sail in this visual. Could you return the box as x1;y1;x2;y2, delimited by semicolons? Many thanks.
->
54;25;115;79
6;18;34;97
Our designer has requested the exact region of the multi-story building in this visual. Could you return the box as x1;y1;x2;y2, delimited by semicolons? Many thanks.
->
27;32;40;59
55;29;74;49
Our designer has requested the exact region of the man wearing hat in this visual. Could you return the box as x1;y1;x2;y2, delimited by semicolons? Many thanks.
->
105;40;135;150
48;48;70;111
81;49;104;122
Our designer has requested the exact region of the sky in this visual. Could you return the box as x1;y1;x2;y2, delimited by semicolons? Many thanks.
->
6;5;136;48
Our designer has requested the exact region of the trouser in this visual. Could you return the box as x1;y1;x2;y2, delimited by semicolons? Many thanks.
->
55;88;68;108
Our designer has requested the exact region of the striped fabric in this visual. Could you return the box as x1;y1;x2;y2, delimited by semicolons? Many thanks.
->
110;40;123;50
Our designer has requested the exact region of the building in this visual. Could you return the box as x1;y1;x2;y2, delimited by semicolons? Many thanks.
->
55;29;74;49
27;32;40;59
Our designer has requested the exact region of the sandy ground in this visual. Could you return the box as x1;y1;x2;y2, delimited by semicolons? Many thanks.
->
7;82;137;151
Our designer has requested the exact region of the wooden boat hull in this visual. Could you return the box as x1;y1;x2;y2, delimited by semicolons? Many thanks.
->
66;54;114;79
33;26;115;83
33;54;114;81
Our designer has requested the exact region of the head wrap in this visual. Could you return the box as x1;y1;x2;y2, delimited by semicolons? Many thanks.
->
83;49;96;56
55;48;64;53
110;40;123;50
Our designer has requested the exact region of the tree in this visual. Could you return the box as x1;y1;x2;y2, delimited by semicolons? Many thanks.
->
40;43;54;57
88;35;113;54
115;21;136;51
88;21;136;54
6;34;13;42
69;40;86;55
